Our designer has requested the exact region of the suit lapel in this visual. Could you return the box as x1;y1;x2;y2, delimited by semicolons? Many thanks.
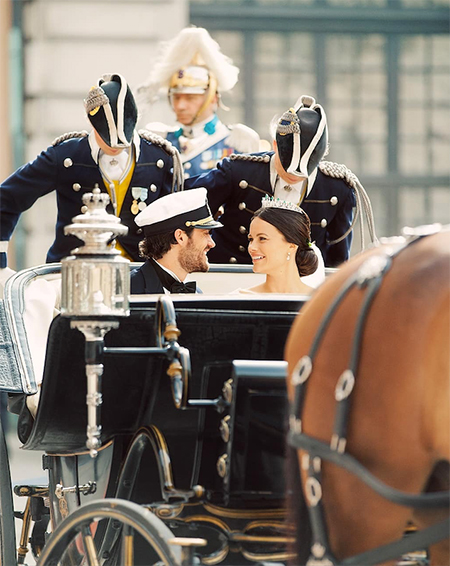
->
141;261;165;294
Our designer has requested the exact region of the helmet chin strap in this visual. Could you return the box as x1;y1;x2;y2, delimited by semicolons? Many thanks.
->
187;74;219;127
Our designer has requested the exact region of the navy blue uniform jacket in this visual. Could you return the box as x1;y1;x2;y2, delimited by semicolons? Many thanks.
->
0;132;176;265
185;152;356;267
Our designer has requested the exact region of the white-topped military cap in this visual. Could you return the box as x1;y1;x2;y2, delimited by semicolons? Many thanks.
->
135;187;223;236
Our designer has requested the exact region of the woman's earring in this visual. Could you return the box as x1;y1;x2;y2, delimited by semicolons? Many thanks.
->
287;252;291;261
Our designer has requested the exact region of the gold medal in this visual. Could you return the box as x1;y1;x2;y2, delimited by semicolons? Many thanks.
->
131;200;139;215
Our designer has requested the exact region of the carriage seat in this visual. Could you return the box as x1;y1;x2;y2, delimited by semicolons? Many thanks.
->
1;261;322;451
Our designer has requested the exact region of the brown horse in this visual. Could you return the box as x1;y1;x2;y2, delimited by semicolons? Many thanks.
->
285;228;450;566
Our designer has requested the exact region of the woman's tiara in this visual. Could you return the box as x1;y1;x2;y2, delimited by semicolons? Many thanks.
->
261;195;306;215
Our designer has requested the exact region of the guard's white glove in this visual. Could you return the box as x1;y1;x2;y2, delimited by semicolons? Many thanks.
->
0;267;17;299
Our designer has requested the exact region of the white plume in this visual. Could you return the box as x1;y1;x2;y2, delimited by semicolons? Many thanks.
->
136;27;239;106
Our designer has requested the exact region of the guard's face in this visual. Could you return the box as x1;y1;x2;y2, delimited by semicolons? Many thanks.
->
248;217;294;275
179;229;215;273
171;93;213;126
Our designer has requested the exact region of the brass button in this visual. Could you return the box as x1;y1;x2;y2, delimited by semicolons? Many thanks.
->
217;454;228;478
229;257;237;264
238;202;246;211
321;218;328;228
239;180;248;189
150;184;157;192
330;196;338;206
239;226;247;235
64;158;73;168
72;183;81;191
156;159;164;169
220;415;231;443
222;379;233;403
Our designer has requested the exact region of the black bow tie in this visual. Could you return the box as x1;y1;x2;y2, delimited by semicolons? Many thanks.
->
150;259;197;294
170;281;197;294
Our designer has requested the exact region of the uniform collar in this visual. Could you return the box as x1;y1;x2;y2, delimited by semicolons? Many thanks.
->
89;130;140;163
175;114;220;139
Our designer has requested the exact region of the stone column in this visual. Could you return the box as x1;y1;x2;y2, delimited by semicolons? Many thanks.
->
0;0;12;180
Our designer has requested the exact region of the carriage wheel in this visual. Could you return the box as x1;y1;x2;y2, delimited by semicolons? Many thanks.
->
37;498;182;566
0;417;16;566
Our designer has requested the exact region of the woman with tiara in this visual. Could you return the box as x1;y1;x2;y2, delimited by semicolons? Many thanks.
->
236;195;320;294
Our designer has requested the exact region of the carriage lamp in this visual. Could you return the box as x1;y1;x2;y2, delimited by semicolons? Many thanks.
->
61;187;130;457
61;186;130;317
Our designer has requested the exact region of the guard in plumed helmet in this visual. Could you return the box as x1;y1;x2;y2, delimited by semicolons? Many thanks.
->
130;188;222;294
0;73;183;287
185;95;377;267
137;27;261;179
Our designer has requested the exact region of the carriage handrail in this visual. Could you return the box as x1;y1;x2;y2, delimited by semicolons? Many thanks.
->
3;263;61;394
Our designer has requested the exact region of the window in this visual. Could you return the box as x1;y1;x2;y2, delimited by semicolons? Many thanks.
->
191;1;450;237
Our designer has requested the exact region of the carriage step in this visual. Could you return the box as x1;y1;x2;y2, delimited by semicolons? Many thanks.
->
14;485;49;498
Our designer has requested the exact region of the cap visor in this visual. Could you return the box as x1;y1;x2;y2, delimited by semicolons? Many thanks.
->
196;220;223;230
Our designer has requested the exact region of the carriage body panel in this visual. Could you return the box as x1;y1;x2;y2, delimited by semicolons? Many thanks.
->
1;263;313;565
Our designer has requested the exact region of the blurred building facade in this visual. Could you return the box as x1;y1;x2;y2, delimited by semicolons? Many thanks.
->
4;0;450;269
189;0;450;242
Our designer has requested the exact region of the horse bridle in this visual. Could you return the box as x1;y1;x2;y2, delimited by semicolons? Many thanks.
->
288;231;450;566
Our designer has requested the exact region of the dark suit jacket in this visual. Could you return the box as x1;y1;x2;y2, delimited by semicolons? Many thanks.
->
130;261;164;294
130;261;203;295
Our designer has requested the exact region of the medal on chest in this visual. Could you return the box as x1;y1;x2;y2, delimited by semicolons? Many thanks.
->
131;187;148;215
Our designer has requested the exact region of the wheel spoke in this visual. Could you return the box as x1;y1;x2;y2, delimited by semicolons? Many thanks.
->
121;524;134;566
81;523;100;566
38;499;182;566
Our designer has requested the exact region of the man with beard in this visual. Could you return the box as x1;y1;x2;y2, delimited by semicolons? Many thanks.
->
130;187;222;294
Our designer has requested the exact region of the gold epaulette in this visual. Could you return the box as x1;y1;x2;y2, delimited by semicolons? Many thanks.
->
52;131;89;146
230;153;271;163
138;129;177;156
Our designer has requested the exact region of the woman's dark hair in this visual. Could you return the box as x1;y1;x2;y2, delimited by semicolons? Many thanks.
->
251;206;318;276
139;226;195;260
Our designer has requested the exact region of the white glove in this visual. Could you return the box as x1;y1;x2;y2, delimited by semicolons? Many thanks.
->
0;267;17;299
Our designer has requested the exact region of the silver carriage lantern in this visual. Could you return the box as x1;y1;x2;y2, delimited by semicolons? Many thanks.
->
61;187;130;457
61;187;130;317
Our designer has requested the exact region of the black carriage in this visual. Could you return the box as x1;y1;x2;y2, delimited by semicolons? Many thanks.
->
0;261;313;566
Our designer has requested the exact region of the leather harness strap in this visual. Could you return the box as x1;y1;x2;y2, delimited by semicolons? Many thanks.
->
288;232;450;565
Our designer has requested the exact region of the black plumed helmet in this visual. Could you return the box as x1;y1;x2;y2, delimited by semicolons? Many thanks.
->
84;73;138;148
276;95;328;178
